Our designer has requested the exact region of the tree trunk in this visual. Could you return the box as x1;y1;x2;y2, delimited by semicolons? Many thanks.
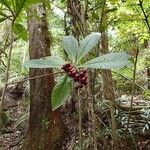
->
143;40;150;90
101;32;115;100
99;1;118;148
23;4;67;150
100;31;119;150
67;0;87;39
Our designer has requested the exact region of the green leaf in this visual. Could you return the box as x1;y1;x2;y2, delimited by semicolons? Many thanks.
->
0;11;9;17
15;0;27;19
0;17;7;22
62;35;79;62
77;32;101;61
79;52;130;69
26;0;41;4
24;0;41;9
13;23;28;41
24;56;66;68
52;75;72;110
92;12;99;19
0;0;14;15
105;8;118;13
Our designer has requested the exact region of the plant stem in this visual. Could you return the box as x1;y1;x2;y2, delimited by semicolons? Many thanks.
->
124;46;139;138
88;71;97;150
78;90;82;150
90;100;97;150
0;19;15;125
0;20;14;107
110;101;119;150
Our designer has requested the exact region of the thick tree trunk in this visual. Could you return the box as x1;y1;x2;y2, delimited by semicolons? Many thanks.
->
23;4;67;150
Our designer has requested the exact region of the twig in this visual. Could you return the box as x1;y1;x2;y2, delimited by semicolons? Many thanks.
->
0;59;6;68
0;48;8;58
5;71;64;85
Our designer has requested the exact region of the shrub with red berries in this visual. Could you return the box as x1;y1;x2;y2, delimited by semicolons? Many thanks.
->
62;63;88;89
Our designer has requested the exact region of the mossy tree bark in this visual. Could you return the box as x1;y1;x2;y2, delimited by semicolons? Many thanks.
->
23;3;67;150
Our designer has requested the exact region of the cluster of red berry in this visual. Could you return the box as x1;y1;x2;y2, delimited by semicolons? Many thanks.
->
62;63;88;89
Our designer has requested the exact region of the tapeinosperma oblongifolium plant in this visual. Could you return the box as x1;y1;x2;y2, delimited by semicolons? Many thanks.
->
24;32;129;110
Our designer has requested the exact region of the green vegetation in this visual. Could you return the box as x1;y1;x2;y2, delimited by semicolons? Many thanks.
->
0;0;150;149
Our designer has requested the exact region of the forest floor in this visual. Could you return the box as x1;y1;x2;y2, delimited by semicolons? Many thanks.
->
0;85;150;150
0;87;25;150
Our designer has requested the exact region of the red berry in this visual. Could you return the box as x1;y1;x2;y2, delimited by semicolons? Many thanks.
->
80;69;87;74
62;63;71;71
65;63;71;67
83;70;87;74
69;68;75;72
74;74;80;82
62;65;88;86
67;66;73;71
81;77;87;82
70;70;77;77
79;72;85;78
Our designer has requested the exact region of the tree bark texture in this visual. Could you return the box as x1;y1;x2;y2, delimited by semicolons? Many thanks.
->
100;7;119;148
23;4;67;150
67;0;87;39
100;32;115;100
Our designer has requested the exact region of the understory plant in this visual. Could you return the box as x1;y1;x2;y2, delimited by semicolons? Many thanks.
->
24;32;130;110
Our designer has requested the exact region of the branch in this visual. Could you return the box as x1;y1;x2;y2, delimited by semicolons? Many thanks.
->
138;0;150;33
5;71;64;85
0;59;6;68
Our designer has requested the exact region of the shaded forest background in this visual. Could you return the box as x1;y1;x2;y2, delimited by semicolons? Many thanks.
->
0;0;150;150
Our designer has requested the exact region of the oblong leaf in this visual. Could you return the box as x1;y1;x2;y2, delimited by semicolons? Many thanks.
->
24;55;66;68
52;75;72;110
79;52;130;69
62;35;79;62
77;32;101;61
